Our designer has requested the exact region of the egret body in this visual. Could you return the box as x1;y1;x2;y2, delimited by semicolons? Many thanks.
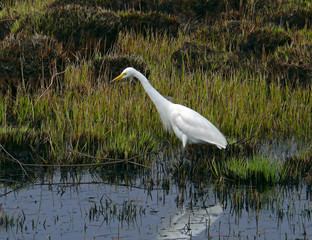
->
112;67;227;149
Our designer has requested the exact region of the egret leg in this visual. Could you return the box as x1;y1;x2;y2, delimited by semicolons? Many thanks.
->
179;147;185;167
178;135;188;166
173;147;185;171
195;144;203;160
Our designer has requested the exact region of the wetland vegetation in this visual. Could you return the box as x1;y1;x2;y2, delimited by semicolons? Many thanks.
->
0;0;311;181
0;0;312;238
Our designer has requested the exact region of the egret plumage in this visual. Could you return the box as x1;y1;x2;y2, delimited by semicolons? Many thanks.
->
112;67;227;150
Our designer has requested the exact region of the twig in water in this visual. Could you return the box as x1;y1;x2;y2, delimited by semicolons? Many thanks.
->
0;140;169;174
0;143;29;177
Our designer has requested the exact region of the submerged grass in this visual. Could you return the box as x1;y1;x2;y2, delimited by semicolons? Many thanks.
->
0;0;312;184
222;157;281;184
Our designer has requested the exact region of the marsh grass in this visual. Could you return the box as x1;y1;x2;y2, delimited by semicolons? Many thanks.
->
0;0;312;184
0;208;16;230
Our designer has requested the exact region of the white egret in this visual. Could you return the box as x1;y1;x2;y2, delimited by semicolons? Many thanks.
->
112;67;227;150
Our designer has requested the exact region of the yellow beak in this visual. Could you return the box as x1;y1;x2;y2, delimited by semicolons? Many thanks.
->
112;73;126;82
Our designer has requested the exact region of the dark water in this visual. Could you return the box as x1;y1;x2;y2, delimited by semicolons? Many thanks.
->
0;164;311;240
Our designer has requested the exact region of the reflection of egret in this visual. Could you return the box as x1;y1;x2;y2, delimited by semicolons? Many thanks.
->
156;204;223;239
113;67;227;150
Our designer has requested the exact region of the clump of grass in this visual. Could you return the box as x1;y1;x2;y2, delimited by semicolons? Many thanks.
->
0;126;50;163
239;26;291;57
193;19;250;49
267;43;312;87
269;5;312;29
0;32;65;95
170;40;247;74
282;149;312;182
48;0;153;11
119;11;180;38
92;53;150;84
0;207;16;230
48;0;225;23
173;147;312;185
171;41;215;71
0;13;13;41
13;4;120;56
222;157;281;184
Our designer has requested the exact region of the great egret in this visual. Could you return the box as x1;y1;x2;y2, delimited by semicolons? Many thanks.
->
112;67;227;149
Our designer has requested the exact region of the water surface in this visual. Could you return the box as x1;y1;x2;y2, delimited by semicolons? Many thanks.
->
0;165;311;239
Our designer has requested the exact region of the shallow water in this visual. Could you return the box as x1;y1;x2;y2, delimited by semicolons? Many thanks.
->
0;166;311;240
259;137;308;160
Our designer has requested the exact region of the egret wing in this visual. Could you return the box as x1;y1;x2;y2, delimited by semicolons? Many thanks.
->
171;104;227;148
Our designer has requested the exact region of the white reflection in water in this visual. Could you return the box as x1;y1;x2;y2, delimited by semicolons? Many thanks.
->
156;204;223;239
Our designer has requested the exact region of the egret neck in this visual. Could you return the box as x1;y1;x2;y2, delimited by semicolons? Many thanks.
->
134;70;173;132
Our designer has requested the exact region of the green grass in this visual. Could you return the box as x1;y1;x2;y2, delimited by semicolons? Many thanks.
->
0;0;312;184
222;157;281;183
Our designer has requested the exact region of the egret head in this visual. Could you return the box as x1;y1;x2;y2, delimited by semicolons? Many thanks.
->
112;67;136;82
